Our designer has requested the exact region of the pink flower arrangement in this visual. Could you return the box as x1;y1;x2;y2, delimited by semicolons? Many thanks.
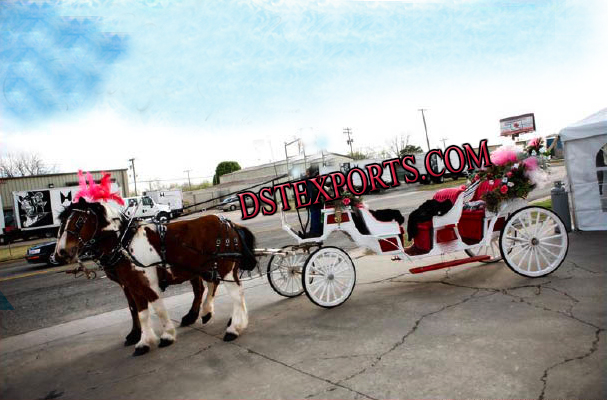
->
342;197;351;206
506;171;513;178
526;137;544;155
73;170;125;205
522;156;538;171
490;147;518;166
500;185;508;194
527;137;541;148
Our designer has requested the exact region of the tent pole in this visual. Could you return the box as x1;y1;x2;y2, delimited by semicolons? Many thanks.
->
563;141;579;230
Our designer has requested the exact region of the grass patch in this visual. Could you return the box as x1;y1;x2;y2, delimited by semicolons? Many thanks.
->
0;245;29;262
531;198;553;210
417;177;468;191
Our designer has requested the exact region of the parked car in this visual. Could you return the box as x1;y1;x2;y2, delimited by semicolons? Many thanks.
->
25;241;92;266
219;195;253;212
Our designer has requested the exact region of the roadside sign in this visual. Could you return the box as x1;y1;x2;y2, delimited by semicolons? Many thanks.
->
500;113;535;137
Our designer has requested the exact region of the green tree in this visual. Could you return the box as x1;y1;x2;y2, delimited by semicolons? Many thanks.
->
348;151;370;160
213;161;241;185
399;144;424;156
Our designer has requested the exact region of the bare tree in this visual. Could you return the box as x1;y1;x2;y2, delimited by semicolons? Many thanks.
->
385;134;424;158
0;152;58;177
386;134;411;158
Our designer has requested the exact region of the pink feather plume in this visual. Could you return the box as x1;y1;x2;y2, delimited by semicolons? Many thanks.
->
73;170;125;205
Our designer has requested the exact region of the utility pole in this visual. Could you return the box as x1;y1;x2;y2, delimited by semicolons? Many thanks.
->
440;138;448;150
128;158;138;196
284;138;299;177
184;170;192;190
343;127;354;155
418;109;431;151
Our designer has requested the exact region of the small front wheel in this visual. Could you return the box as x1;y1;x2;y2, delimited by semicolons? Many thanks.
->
500;206;569;278
302;247;356;308
267;247;307;298
465;230;502;263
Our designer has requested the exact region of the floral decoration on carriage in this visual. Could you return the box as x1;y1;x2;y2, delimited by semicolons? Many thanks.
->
471;144;549;213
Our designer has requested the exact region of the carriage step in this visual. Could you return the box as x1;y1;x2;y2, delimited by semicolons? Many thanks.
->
409;255;491;274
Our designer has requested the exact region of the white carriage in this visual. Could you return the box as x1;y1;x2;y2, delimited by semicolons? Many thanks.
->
265;181;569;308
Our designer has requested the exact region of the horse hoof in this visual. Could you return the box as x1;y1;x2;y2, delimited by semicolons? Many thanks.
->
227;318;232;327
223;332;238;342
159;338;174;348
201;313;212;324
132;345;150;356
124;332;141;347
180;313;198;327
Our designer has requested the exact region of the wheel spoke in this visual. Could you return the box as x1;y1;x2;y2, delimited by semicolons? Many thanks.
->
537;244;557;261
536;246;552;268
540;234;563;241
533;248;542;271
538;243;560;258
509;243;529;260
541;242;564;248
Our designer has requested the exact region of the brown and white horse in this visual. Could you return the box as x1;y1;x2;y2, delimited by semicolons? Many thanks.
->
55;198;256;355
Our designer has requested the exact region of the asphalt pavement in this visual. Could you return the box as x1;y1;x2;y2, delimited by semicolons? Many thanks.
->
0;229;604;399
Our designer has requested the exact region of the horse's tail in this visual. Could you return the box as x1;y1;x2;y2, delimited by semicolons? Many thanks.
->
235;225;257;271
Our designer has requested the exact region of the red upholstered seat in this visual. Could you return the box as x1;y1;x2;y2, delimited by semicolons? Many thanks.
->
433;186;466;204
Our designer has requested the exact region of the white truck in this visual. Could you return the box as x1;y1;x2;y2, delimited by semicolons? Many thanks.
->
142;189;183;218
407;151;468;185
122;195;172;223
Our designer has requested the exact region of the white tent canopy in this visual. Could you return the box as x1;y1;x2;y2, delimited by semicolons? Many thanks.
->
560;108;607;231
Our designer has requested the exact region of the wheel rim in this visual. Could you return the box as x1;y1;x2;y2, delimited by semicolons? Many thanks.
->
501;207;568;277
268;252;306;297
304;248;355;307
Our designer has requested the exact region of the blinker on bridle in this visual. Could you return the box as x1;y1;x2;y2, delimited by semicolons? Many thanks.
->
65;209;99;249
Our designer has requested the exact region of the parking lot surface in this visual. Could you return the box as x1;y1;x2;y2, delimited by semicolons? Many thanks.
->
1;230;604;400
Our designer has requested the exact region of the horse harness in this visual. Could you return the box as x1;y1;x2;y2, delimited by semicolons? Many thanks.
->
65;209;250;284
122;216;249;284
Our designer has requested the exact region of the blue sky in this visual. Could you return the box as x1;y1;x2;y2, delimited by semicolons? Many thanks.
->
1;0;606;184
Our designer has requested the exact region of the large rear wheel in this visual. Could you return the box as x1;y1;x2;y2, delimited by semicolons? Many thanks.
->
302;247;356;308
500;206;568;278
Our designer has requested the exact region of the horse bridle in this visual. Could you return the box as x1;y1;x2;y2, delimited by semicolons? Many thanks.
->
64;209;100;250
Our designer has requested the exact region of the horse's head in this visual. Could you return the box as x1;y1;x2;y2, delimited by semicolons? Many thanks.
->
55;198;123;263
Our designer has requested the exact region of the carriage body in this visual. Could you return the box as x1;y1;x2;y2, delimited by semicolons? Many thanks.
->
270;178;569;308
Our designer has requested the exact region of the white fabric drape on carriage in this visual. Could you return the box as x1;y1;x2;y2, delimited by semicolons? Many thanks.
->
560;108;607;231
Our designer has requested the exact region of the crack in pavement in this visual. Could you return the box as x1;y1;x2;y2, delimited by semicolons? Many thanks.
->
538;328;604;400
568;260;600;274
337;288;492;387
167;258;601;399
188;324;378;400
